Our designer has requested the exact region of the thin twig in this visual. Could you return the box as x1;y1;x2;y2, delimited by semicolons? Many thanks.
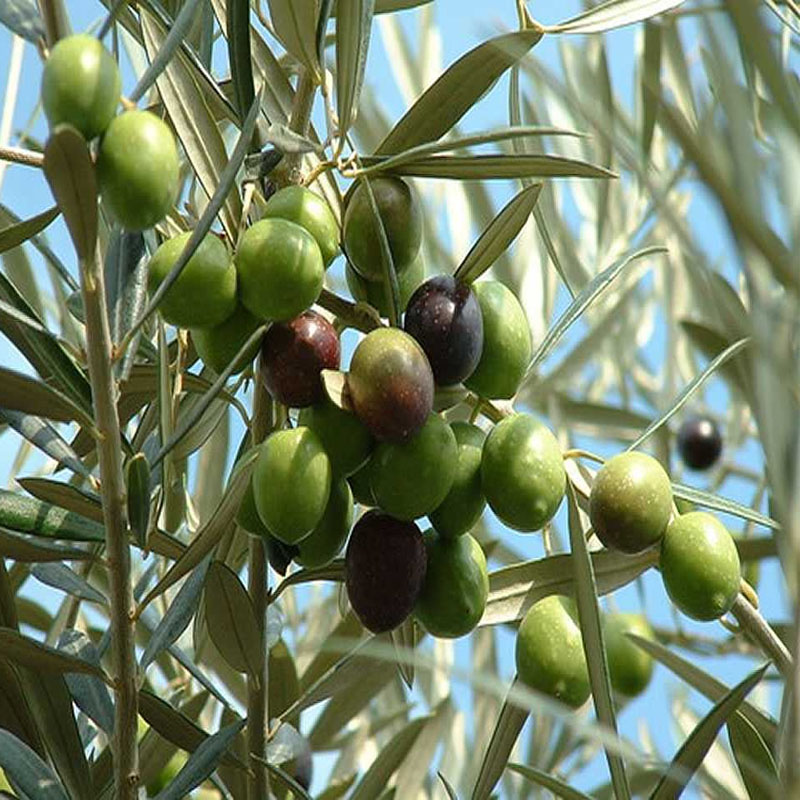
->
730;593;793;679
0;144;44;169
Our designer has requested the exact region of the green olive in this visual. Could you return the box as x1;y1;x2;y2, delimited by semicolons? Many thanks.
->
191;304;261;375
252;427;331;544
345;253;426;318
414;531;488;638
516;595;590;708
297;398;374;477
41;34;120;139
147;232;237;329
589;452;673;554
295;478;353;568
263;185;340;267
369;413;457;521
97;110;179;231
343;176;422;281
481;414;566;532
660;512;741;621
429;422;486;538
603;612;655;698
236;218;324;322
463;281;532;400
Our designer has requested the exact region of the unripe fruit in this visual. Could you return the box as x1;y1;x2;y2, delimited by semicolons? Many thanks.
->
236;218;324;321
97;110;179;230
345;254;425;318
414;531;488;638
298;399;373;477
191;304;261;375
263;185;340;267
295;479;353;568
347;327;434;442
464;281;532;399
260;311;340;408
252;428;331;544
404;275;484;386
589;452;673;554
343;176;422;281
147;232;237;329
369;413;457;521
603;613;655;698
345;511;427;633
660;512;741;621
516;595;590;708
41;34;120;139
677;416;723;471
429;422;486;538
481;414;566;532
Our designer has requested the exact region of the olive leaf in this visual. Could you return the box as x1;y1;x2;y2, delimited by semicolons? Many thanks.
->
336;0;375;138
31;563;106;606
226;0;256;127
507;763;592;799
125;452;151;548
267;0;321;80
0;730;68;800
0;489;104;542
543;0;686;35
0;205;59;255
0;0;46;42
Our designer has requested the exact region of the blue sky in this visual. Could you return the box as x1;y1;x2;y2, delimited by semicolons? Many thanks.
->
0;1;789;796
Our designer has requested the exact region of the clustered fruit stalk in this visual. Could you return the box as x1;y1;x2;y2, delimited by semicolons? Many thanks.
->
79;245;138;798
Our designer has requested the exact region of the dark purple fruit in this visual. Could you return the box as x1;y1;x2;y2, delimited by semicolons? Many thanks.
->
260;311;340;407
345;510;427;633
403;275;483;386
677;416;722;471
347;328;434;442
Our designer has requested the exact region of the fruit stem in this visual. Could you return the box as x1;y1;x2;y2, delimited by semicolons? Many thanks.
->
317;288;383;332
79;247;139;797
0;144;44;168
284;67;317;183
730;593;793;679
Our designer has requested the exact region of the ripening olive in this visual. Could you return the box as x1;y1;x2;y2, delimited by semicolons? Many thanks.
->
252;427;331;544
343;176;423;281
677;416;723;471
236;218;324;322
295;479;353;569
481;414;566;532
97;110;179;231
516;595;590;708
414;531;488;639
41;34;120;140
345;253;426;319
660;512;741;621
403;275;484;386
263;185;340;267
347;327;434;442
369;413;457;521
429;422;486;538
345;511;427;633
589;452;673;554
603;612;655;698
191;304;261;375
260;311;340;408
464;281;532;400
147;232;237;329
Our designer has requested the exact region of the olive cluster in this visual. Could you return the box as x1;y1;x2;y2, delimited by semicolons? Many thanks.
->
41;35;180;231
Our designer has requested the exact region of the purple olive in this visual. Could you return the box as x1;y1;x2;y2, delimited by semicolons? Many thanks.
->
260;311;340;407
403;275;483;386
677;416;722;471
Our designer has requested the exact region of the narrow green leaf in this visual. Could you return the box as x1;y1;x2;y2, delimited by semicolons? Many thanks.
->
680;320;752;398
140;8;242;240
0;205;59;255
0;528;89;562
454;183;542;283
650;663;769;799
0;730;68;800
640;22;661;159
728;713;779;798
16;477;102;522
545;0;686;34
471;678;528;800
628;338;750;451
566;483;630;799
126;452;151;549
390;616;417;689
260;759;313;800
0;0;46;42
377;30;543;155
362;153;616;180
32;563;106;605
152;718;245;800
438;772;459;800
226;0;256;126
0;488;104;542
394;698;450;798
140;556;210;670
42;126;97;264
524;246;666;379
267;0;321;79
671;483;780;531
507;763;593;799
204;561;262;679
350;715;430;800
627;634;778;747
336;0;375;137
